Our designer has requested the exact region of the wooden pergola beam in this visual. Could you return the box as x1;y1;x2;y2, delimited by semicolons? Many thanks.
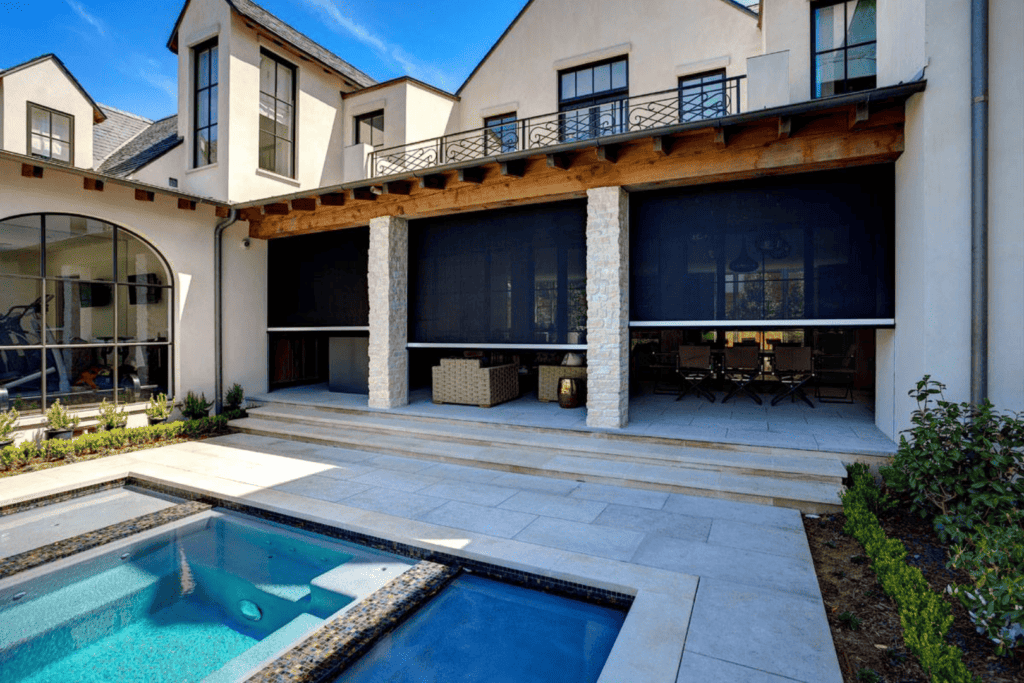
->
778;117;793;140
349;187;378;201
320;192;346;206
177;198;196;211
83;177;104;191
546;153;572;170
419;174;448;190
264;202;290;215
215;206;231;218
21;164;43;178
458;167;486;184
849;102;870;129
500;160;527;178
383;180;413;195
596;144;619;163
291;197;318;211
134;189;154;202
652;136;675;156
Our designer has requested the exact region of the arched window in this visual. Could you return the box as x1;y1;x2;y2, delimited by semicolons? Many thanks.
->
0;214;173;412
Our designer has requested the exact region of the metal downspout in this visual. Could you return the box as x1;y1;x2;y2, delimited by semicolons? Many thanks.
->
214;209;240;415
970;0;989;405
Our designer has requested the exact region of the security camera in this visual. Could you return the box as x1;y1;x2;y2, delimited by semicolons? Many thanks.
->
241;238;252;250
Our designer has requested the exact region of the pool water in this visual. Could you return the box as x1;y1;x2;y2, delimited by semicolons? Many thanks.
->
333;574;626;683
0;511;412;683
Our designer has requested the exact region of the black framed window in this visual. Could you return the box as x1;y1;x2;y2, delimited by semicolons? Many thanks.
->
193;38;218;166
259;50;296;178
28;104;73;165
484;113;518;154
355;110;384;148
678;70;727;123
0;214;173;413
558;57;628;142
812;0;877;98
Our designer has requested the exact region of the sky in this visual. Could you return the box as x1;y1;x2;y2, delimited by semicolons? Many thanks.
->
0;0;528;121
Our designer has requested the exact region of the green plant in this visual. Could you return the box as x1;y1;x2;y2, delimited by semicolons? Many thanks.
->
838;610;862;631
845;463;894;515
0;406;19;441
224;383;244;412
12;397;25;412
181;391;212;420
856;668;882;683
145;393;173;421
45;400;80;432
881;376;1024;523
96;399;128;431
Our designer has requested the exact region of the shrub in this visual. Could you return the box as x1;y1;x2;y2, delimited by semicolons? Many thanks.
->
0;407;19;441
145;393;173;421
224;383;244;412
880;376;1024;523
181;391;212;420
45;399;80;432
96;399;129;431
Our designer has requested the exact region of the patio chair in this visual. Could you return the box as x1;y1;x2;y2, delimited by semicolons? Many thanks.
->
771;346;815;408
815;343;857;403
721;346;762;405
676;345;715;402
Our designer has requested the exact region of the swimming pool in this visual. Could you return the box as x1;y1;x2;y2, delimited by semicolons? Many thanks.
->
0;510;413;683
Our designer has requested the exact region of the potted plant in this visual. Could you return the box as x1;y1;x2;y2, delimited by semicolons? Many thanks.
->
145;393;173;426
181;391;212;420
224;383;244;413
0;406;19;448
96;399;128;431
45;399;80;440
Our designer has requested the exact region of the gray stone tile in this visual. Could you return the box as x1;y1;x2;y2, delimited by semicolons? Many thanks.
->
631;535;820;598
310;462;380;481
721;429;819;450
569;482;669;510
417;462;504;484
499;490;607;523
417;501;537;539
813;434;896;455
417;481;518;506
685;578;842;683
364;454;439;473
663;494;803;531
707;519;812;562
593;504;712;542
340;488;446;519
489;472;580;496
350;469;441;493
272;475;371;503
514;517;645;562
676;652;799;683
301;445;377;464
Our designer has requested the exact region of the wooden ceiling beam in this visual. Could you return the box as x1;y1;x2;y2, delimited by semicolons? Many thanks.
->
215;206;231;218
177;198;196;211
291;197;318;211
134;189;154;202
778;117;793;140
500;159;527;178
264;202;290;215
652;136;675;156
320;192;346;206
596;144;620;163
21;164;43;179
383;180;413;195
849;102;870;129
349;187;378;201
418;174;448;190
546;153;572;170
457;167;486;184
83;177;104;191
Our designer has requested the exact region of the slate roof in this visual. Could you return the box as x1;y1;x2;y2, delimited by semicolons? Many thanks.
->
168;0;375;89
93;105;154;167
98;115;181;178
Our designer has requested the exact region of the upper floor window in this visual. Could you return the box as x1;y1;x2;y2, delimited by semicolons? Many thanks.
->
355;110;384;148
193;38;218;167
678;70;727;123
812;0;877;98
484;113;517;154
558;57;628;142
28;104;73;165
259;50;296;178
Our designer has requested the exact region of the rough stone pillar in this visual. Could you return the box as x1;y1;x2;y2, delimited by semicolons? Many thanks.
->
586;187;630;429
368;215;409;409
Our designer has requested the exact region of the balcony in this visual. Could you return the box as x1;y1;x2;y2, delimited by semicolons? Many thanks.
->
369;75;745;179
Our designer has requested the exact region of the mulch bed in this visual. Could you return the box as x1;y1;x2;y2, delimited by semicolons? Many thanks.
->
804;510;1024;683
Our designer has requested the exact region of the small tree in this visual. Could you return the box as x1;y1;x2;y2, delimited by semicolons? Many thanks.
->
96;399;129;431
45;399;81;432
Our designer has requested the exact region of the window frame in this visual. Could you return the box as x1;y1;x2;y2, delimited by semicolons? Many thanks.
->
258;48;298;178
354;109;385;149
27;103;74;166
556;56;629;142
677;69;728;123
193;37;219;167
810;0;878;99
484;112;518;155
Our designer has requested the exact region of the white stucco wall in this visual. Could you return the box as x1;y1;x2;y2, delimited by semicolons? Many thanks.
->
343;84;407;154
456;0;761;130
1;59;96;170
129;144;186;190
403;84;456;148
0;157;268;412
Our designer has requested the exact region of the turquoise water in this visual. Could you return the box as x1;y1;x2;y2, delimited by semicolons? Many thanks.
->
333;574;626;683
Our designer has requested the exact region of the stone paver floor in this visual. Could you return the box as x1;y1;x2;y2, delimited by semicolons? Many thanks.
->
0;433;842;683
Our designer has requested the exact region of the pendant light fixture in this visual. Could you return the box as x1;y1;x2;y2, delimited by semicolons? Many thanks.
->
729;239;759;273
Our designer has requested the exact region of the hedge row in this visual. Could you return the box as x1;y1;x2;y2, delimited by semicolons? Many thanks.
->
842;466;980;683
0;415;231;472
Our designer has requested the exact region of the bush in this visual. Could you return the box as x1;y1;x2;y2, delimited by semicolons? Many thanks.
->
224;383;244;412
96;399;129;431
45;399;80;431
880;376;1024;523
181;391;212;420
145;393;173;421
0;407;19;441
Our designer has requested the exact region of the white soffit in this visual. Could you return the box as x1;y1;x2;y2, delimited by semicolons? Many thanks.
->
553;43;633;71
676;55;732;78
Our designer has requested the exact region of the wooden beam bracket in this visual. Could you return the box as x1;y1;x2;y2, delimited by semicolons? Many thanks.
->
349;187;378;202
714;127;729;149
21;164;43;179
291;197;318;212
500;159;527;178
264;202;289;215
546;153;572;171
134;189;155;202
777;116;793;140
652;136;675;156
177;198;197;211
320;192;346;206
457;167;485;184
596;144;620;164
849;102;870;129
215;206;232;218
418;174;448;190
84;177;105;191
383;180;413;195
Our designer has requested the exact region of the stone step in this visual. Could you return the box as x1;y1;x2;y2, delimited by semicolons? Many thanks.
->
245;403;848;484
229;415;844;512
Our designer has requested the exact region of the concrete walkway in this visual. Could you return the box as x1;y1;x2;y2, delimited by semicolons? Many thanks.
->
0;434;842;683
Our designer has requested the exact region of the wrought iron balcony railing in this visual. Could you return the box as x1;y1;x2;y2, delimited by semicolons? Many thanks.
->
369;75;745;178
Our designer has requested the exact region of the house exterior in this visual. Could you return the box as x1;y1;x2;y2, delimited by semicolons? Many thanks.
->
0;0;1021;443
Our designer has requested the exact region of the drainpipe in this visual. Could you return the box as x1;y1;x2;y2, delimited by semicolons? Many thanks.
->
214;209;240;415
970;0;989;405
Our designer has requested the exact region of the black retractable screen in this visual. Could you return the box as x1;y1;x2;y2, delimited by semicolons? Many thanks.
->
410;201;587;345
267;227;369;327
631;165;895;323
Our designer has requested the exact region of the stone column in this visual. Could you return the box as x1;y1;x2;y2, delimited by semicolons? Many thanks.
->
586;187;630;429
368;215;409;409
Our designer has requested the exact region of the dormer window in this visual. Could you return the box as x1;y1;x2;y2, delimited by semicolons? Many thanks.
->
28;103;73;165
193;38;218;167
355;110;384;148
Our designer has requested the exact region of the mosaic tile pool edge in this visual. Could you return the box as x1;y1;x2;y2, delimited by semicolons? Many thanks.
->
246;561;459;683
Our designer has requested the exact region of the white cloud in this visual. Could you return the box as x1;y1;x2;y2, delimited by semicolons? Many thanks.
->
65;0;106;36
137;59;177;101
299;0;452;90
